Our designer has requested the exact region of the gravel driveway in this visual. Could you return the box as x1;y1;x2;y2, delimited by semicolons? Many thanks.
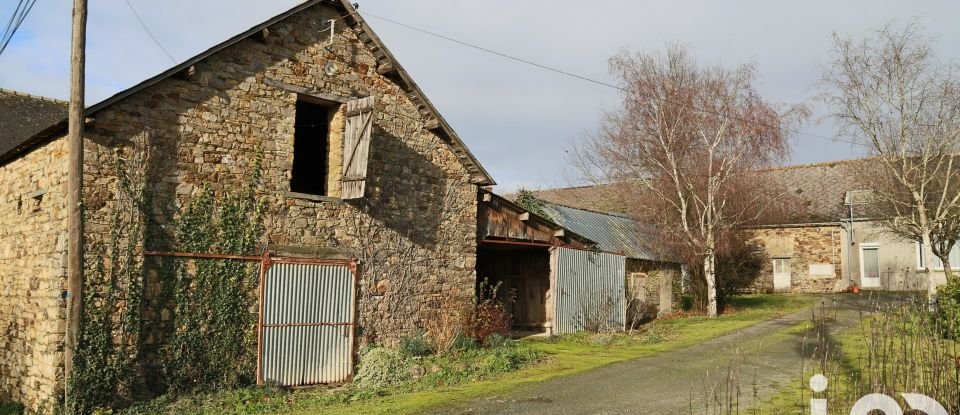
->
426;294;896;415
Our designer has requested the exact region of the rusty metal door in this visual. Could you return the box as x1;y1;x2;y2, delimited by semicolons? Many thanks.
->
257;260;357;386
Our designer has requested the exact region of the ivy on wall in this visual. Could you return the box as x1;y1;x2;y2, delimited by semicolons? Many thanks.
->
514;189;551;221
67;146;265;413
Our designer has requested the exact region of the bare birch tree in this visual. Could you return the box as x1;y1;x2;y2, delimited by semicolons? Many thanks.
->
822;22;960;300
576;46;795;316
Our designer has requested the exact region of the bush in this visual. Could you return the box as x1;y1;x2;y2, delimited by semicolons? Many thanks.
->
685;233;767;313
354;347;409;389
451;334;478;351
483;333;510;348
936;276;960;338
464;279;514;343
423;298;470;355
398;332;431;357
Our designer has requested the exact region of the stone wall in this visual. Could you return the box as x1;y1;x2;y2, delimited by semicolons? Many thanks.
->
749;226;844;293
80;2;478;358
0;139;68;412
625;259;679;322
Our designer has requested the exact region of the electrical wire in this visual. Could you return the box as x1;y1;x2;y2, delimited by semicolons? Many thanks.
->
358;10;869;148
0;0;37;57
124;0;177;63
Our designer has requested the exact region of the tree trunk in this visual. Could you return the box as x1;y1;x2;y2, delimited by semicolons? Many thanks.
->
942;257;955;281
921;230;939;306
704;251;717;317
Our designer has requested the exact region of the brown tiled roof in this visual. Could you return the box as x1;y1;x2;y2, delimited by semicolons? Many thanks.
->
0;89;67;159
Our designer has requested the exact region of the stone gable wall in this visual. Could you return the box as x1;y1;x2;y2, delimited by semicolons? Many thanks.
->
0;139;68;412
81;2;478;351
749;226;844;293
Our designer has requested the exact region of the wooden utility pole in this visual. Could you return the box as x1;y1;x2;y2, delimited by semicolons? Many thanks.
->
64;0;87;406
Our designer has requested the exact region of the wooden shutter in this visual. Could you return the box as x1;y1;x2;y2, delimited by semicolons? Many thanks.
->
341;96;375;199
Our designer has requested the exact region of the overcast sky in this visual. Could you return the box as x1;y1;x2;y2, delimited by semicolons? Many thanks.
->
2;1;959;191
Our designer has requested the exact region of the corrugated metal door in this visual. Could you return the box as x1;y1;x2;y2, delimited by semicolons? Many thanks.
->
259;262;356;386
551;247;626;335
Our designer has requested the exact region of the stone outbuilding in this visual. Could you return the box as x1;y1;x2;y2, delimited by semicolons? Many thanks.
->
0;1;494;412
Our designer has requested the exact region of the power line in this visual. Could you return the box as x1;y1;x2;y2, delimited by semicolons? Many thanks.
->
123;0;176;63
0;0;37;57
359;10;869;148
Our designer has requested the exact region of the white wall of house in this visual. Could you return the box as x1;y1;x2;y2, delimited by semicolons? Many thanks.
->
846;221;944;291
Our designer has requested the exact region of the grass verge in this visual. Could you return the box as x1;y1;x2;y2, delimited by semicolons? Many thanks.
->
117;294;813;415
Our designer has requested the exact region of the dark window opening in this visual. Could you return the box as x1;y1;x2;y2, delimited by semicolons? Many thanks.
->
291;99;331;195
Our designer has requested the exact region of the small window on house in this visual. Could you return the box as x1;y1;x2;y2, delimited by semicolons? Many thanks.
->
918;242;960;270
290;99;333;196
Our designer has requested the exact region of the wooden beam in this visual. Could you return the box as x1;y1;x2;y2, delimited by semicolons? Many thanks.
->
175;65;196;80
376;62;396;76
554;229;565;237
482;193;492;202
423;117;440;131
519;212;530;221
264;78;350;103
253;28;270;43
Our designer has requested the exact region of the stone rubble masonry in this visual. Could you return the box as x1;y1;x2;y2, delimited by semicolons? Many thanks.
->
749;226;845;293
0;138;68;413
1;2;481;411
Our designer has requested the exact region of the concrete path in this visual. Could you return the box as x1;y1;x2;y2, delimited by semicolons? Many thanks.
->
426;294;899;415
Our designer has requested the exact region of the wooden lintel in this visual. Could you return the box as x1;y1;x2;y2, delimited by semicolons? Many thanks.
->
264;78;350;104
376;62;396;76
175;65;196;80
253;28;270;43
519;212;530;221
482;193;492;202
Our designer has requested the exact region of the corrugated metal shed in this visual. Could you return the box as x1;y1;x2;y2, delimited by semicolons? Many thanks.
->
551;247;626;334
540;202;672;262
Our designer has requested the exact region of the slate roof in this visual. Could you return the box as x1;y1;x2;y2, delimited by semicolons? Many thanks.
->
754;159;872;223
538;201;676;263
529;159;875;226
0;89;67;160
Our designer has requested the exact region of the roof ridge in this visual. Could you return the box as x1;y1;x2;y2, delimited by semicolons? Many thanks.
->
754;157;876;173
540;199;634;219
0;88;68;104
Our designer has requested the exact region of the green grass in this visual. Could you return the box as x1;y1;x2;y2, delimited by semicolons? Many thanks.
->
0;402;22;415
749;295;959;414
120;294;813;415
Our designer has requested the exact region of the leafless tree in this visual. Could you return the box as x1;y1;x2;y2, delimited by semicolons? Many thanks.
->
822;22;960;298
575;46;798;316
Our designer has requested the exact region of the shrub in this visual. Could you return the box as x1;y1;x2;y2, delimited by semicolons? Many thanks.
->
483;333;510;348
398;332;431;358
936;276;960;338
451;334;478;351
423;298;470;355
354;347;409;389
577;294;619;333
684;233;767;313
464;279;514;344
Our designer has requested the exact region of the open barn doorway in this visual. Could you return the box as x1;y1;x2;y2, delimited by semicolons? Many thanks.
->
476;244;551;334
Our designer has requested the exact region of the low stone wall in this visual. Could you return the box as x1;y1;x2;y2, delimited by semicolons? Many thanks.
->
0;139;68;412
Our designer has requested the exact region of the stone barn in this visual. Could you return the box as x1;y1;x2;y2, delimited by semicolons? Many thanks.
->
0;0;494;412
